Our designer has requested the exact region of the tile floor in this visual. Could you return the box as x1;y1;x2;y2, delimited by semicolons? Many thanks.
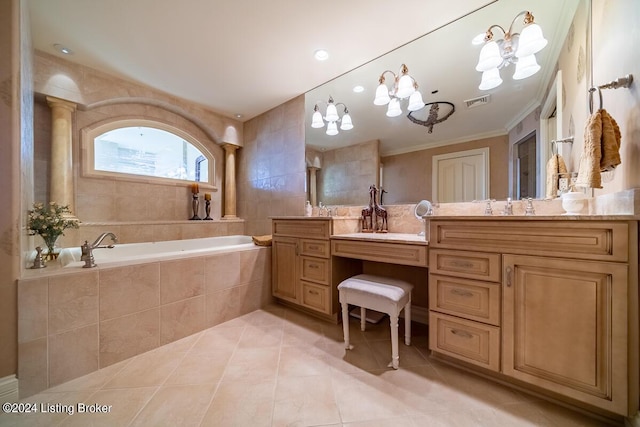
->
0;304;620;426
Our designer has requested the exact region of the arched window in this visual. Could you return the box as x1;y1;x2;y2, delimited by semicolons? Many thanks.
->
82;119;216;188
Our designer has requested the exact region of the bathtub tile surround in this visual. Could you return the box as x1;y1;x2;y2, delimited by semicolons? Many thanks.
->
17;246;272;398
3;305;608;426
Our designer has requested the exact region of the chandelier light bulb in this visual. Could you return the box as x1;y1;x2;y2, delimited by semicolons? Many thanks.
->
340;113;353;130
407;90;425;112
516;23;548;58
325;102;339;122
476;40;502;72
479;68;503;90
513;54;541;80
386;98;403;117
325;121;338;136
395;74;415;99
311;110;324;128
374;83;391;105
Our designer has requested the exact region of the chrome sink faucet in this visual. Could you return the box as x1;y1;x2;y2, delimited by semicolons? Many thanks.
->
502;197;513;216
81;232;118;268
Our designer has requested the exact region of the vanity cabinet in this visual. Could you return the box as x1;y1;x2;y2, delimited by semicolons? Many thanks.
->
428;219;638;417
272;218;334;317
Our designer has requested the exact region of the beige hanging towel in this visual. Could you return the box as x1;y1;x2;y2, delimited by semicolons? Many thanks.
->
599;109;621;171
545;154;568;198
576;111;603;189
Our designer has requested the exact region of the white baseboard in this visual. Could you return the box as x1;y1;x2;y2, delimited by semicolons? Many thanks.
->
0;375;19;402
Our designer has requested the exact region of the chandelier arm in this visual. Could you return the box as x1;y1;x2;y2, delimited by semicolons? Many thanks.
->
378;70;397;84
485;24;506;41
333;102;349;113
507;11;530;36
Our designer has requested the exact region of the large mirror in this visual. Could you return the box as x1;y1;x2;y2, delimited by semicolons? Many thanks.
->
305;0;585;206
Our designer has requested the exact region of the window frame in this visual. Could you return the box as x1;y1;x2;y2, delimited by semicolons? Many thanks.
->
81;119;217;189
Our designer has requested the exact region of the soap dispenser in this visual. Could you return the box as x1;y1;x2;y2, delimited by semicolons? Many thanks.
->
305;201;312;217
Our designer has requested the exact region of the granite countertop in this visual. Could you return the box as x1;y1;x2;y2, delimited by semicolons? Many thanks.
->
331;232;427;245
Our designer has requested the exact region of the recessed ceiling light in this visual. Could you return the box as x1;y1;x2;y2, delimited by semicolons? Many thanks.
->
353;86;364;93
314;49;329;61
235;114;243;119
53;43;74;55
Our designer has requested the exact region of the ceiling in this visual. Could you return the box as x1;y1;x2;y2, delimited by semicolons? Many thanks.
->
28;0;579;155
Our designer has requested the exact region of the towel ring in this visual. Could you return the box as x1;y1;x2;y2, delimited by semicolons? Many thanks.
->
588;87;603;114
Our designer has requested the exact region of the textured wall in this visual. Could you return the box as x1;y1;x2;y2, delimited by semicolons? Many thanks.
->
316;140;380;207
238;96;306;236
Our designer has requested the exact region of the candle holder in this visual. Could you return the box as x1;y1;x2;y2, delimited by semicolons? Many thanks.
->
204;199;212;220
190;194;201;220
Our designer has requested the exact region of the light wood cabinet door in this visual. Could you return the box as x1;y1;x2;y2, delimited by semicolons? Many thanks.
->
272;237;298;303
502;254;628;415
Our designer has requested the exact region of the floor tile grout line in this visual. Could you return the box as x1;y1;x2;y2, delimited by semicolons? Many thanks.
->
123;329;209;427
194;319;248;427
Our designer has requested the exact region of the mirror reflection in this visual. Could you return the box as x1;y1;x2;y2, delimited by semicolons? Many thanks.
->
305;0;584;206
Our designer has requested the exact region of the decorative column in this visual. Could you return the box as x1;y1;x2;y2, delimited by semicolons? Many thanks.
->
308;167;319;207
222;143;239;219
46;96;77;219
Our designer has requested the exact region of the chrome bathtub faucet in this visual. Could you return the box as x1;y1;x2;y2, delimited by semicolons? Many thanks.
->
81;232;118;268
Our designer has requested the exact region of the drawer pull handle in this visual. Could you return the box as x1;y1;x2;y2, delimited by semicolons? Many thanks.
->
506;266;513;287
450;260;474;269
451;288;473;297
308;264;319;269
308;290;320;295
308;245;319;250
451;329;473;339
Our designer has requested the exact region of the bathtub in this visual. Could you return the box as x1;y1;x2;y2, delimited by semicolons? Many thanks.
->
59;235;256;268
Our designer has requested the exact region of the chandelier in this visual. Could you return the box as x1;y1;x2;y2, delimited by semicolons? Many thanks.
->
474;11;548;90
310;96;353;136
373;64;425;117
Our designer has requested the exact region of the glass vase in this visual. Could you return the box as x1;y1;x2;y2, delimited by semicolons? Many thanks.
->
41;234;61;261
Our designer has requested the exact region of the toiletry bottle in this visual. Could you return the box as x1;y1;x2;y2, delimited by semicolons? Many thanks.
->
305;201;312;217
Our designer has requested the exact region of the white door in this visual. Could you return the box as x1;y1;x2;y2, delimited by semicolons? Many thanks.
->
433;148;489;203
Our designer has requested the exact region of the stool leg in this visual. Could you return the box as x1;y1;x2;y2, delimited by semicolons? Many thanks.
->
389;314;399;369
360;307;366;332
404;299;411;346
341;302;353;350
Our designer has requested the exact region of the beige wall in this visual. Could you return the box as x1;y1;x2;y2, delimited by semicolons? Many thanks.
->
0;0;29;381
317;140;380;206
31;52;247;247
381;135;509;204
590;0;640;193
238;96;306;236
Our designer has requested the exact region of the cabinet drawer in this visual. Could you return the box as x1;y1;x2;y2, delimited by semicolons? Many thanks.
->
429;220;629;262
429;274;500;326
429;249;501;282
272;220;330;239
301;281;330;314
300;239;330;258
300;256;329;285
429;312;500;372
331;239;427;267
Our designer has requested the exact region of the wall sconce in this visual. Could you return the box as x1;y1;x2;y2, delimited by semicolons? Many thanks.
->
474;11;548;90
373;64;425;117
311;96;353;136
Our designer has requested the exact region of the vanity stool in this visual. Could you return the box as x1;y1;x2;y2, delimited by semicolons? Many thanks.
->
337;274;413;369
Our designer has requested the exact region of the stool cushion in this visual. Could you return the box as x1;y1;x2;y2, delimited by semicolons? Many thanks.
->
338;274;413;302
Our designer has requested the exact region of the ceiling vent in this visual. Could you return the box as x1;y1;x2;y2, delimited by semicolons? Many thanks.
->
464;94;491;109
